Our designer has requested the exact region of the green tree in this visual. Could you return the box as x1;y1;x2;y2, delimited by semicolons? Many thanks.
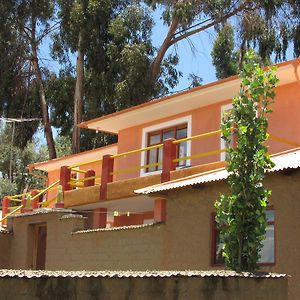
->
0;125;48;199
211;23;238;80
0;1;59;158
214;51;278;272
53;1;181;152
146;1;300;84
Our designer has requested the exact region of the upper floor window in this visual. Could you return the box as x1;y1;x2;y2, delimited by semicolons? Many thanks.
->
141;116;192;175
147;124;187;172
211;209;275;266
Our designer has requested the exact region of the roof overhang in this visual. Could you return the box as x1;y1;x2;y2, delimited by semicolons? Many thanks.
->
29;144;118;172
79;58;300;134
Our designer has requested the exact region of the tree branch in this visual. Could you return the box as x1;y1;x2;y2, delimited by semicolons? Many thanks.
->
170;3;249;46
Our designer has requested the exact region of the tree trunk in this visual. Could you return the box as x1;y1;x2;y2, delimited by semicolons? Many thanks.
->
30;24;56;159
72;29;84;154
148;18;179;86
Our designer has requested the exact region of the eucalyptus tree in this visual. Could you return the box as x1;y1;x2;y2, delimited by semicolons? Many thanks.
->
53;0;181;153
146;0;300;84
11;0;59;159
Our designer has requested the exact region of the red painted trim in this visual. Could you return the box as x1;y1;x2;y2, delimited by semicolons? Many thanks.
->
2;197;10;221
60;166;71;191
100;155;114;201
31;190;39;209
154;198;166;223
84;169;96;187
161;139;177;183
93;208;107;228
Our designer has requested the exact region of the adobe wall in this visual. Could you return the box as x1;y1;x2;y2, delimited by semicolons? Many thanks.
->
4;169;300;299
0;233;10;268
0;271;287;300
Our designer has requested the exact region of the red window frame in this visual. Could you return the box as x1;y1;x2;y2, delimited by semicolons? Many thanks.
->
211;209;276;267
146;123;188;172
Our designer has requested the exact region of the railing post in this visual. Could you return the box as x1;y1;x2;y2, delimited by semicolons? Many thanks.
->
154;198;166;223
2;196;10;225
100;155;114;201
161;138;177;183
84;169;96;187
60;166;71;192
21;195;27;213
31;190;39;210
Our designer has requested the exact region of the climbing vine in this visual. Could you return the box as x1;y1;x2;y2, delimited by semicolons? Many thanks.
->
215;51;278;272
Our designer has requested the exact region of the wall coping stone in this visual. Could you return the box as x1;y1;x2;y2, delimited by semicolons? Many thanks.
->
0;269;287;278
72;222;164;235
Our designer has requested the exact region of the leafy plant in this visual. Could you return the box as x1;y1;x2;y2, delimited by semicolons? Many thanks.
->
215;50;278;272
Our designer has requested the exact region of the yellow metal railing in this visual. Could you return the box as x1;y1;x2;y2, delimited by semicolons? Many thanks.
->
35;180;60;206
65;128;300;181
0;205;24;224
1;180;61;226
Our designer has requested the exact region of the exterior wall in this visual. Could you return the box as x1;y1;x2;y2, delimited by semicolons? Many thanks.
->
115;81;300;181
47;169;60;203
0;273;287;300
0;233;10;268
4;169;300;299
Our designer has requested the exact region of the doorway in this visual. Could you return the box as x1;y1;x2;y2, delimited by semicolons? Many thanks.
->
32;223;47;270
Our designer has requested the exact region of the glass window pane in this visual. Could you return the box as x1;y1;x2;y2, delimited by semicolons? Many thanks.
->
157;147;162;170
163;129;174;141
215;231;224;264
147;148;157;172
266;210;275;222
259;224;275;263
178;142;187;167
149;133;161;145
176;127;187;139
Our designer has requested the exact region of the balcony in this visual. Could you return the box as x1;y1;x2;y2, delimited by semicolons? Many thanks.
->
1;128;299;228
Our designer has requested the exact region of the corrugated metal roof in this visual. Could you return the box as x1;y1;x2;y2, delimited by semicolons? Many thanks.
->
72;222;159;235
135;148;300;195
0;269;286;278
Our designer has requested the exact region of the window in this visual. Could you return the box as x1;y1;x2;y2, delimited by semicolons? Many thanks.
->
140;116;192;175
211;210;275;266
147;124;188;172
220;104;233;161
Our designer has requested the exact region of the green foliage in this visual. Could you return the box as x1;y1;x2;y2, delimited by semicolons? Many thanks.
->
214;51;278;272
211;23;238;80
0;125;48;199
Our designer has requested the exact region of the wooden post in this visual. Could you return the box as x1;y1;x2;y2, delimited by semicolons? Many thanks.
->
84;169;96;187
21;195;27;213
161;138;177;183
2;196;10;224
100;155;114;201
93;208;107;228
31;190;39;210
60;166;71;191
154;198;166;223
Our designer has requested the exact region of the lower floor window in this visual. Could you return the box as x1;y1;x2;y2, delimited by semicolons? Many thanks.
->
212;210;275;265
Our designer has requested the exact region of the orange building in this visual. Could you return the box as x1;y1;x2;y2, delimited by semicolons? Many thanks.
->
22;57;300;228
1;58;300;299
